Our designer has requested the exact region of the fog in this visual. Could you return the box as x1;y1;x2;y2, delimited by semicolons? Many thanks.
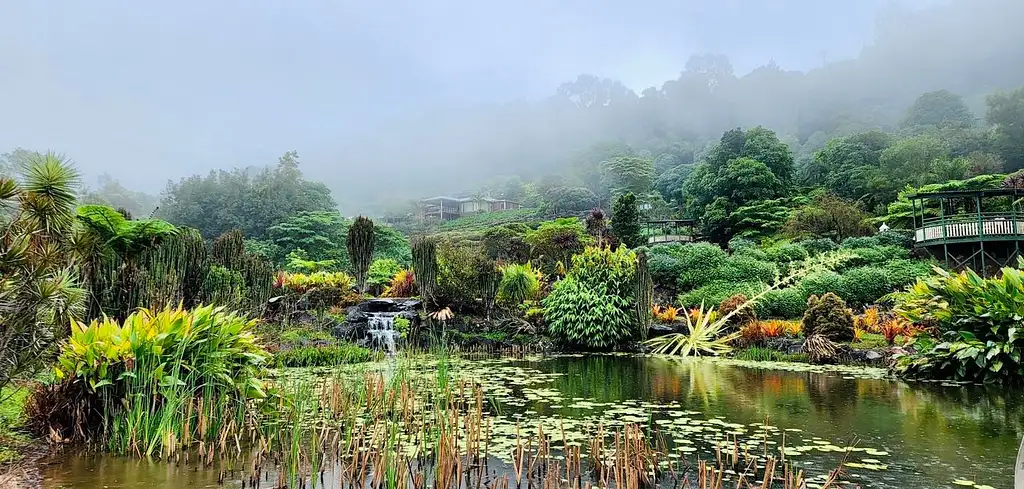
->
2;0;1022;214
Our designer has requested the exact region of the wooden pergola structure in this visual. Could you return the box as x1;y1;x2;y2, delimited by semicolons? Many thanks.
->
909;188;1024;275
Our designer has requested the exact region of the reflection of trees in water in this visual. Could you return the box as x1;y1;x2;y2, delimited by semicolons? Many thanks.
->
533;356;1022;463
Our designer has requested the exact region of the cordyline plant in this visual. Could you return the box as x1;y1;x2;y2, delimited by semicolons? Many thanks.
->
645;250;852;356
0;153;85;399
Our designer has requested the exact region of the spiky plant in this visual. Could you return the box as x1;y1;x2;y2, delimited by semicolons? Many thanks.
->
347;216;375;293
411;236;438;305
0;152;85;396
633;250;653;340
212;229;246;271
645;303;740;356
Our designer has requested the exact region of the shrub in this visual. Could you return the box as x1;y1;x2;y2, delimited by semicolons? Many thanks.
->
798;238;837;255
482;224;531;263
497;263;542;305
756;288;807;319
716;256;778;284
837;266;892;306
436;239;488;310
718;294;756;330
895;265;1024;383
764;243;809;264
543;246;637;349
674;243;729;289
647;253;685;289
382;269;416;298
367;259;404;294
678;281;760;310
525;218;591;271
885;259;934;290
840;236;880;249
844;245;908;267
274;344;372;367
875;229;915;248
277;271;354;294
802;293;855;341
798;271;842;298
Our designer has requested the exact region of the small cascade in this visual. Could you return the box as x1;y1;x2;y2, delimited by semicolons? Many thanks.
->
366;313;399;355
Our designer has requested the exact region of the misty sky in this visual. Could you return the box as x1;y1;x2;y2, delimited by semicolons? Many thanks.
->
0;0;942;195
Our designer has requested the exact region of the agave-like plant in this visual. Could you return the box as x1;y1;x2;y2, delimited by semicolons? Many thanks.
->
645;303;740;356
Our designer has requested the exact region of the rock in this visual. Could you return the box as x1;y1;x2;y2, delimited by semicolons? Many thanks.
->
331;298;422;342
864;350;884;361
766;337;805;354
648;323;676;337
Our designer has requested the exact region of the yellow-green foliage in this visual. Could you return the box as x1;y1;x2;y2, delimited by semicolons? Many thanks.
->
56;304;269;399
277;271;354;294
497;263;542;305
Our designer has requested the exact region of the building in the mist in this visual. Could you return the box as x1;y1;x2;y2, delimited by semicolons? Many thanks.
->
419;196;522;221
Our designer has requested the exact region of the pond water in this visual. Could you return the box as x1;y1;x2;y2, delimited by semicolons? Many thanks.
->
42;354;1022;489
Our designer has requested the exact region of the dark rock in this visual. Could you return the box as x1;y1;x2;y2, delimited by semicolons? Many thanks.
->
648;323;677;337
331;298;422;342
843;347;888;365
766;337;805;354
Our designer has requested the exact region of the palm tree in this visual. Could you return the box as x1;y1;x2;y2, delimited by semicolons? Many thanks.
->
0;152;84;398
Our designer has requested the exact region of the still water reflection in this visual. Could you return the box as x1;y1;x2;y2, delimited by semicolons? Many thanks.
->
42;355;1022;488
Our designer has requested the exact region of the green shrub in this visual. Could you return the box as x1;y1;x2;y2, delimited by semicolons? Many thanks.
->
845;245;908;267
895;265;1024;383
679;281;760;309
436;239;488;309
885;259;935;289
648;253;685;289
756;288;807;319
802;293;855;341
482;224;531;263
765;243;809;264
716;256;778;284
543;246;637;349
279;328;335;345
875;229;915;248
497;263;542;305
840;236;880;249
274;344;372;368
799;271;842;298
367;258;404;293
798;238;837;255
674;243;729;289
837;266;892;306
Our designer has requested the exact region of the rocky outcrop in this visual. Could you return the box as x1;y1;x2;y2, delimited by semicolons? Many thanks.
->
331;298;421;341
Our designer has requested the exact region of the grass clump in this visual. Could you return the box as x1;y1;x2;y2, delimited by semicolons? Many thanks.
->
733;347;809;363
273;344;374;368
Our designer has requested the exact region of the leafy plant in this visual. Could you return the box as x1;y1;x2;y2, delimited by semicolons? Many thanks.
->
497;263;542;305
894;263;1024;383
277;271;355;294
543;246;637;350
802;293;855;341
718;294;756;330
382;269;416;298
367;258;404;294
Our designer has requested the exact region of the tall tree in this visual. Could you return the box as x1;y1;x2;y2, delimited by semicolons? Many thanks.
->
158;151;336;239
901;90;974;130
986;87;1024;171
611;193;643;249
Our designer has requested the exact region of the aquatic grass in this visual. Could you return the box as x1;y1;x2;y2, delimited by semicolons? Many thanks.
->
273;344;375;368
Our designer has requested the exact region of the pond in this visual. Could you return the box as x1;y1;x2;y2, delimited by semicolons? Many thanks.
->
42;354;1021;489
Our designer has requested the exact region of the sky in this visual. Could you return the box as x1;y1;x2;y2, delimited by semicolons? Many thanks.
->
0;0;943;194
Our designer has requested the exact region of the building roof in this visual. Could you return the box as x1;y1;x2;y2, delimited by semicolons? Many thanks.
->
909;188;1024;199
421;196;520;204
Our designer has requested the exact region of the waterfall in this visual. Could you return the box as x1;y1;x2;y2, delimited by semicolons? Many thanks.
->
366;313;399;355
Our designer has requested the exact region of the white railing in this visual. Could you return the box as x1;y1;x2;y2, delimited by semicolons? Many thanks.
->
916;217;1024;243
